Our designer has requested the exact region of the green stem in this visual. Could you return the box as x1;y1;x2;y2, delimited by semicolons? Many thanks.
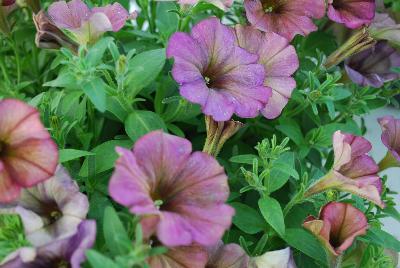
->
8;39;21;83
378;152;400;172
304;170;338;198
328;254;342;268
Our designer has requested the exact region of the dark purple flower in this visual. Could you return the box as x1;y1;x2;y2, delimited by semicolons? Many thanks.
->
0;220;96;268
1;0;14;6
303;202;368;256
206;241;249;268
305;131;384;208
327;0;375;29
244;0;325;41
234;25;299;119
109;131;234;247
166;17;270;121
345;41;400;88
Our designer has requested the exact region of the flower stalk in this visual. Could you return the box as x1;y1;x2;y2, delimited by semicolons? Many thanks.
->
378;152;400;172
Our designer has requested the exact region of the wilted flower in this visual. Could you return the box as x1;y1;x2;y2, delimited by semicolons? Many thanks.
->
235;25;299;119
166;17;270;122
148;245;208;268
244;0;325;41
178;0;232;11
33;11;78;52
344;41;400;88
0;99;58;203
0;166;89;246
251;247;296;268
378;116;400;170
48;0;135;45
109;130;234;247
207;241;249;268
327;0;375;29
303;202;368;256
305;131;384;208
0;220;96;268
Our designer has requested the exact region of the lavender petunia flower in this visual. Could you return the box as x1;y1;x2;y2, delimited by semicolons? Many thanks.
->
378;116;400;170
244;0;325;41
344;41;400;88
0;166;89;246
235;25;299;119
0;220;96;268
251;247;296;268
109;130;234;247
206;241;249;268
48;0;135;45
148;245;208;268
305;131;384;208
0;99;58;203
327;0;375;29
303;202;368;256
166;17;270;122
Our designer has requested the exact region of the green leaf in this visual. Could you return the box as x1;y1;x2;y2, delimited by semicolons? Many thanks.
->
125;48;166;96
283;228;327;265
86;37;114;67
103;206;132;256
156;2;178;39
231;202;266;234
43;71;77;88
79;140;133;177
276;119;305;146
258;197;285;237
59;149;94;163
360;227;400;252
229;154;259;165
125;110;167;142
86;250;119;268
80;77;107;112
268;152;296;192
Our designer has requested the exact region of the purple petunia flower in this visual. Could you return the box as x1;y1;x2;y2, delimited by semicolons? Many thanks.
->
344;41;400;88
303;202;368;256
166;17;271;122
378;116;400;170
244;0;325;41
234;25;299;119
109;130;234;247
0;166;89;246
206;241;249;268
148;245;208;268
305;131;384;208
0;220;96;268
327;0;375;29
48;0;135;45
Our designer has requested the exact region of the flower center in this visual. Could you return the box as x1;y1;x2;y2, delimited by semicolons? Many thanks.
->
261;0;284;13
0;141;8;157
154;199;164;209
204;76;211;85
42;201;63;224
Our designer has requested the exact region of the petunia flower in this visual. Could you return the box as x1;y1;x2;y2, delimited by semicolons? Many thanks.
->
148;245;208;268
305;131;384;208
234;25;299;119
206;241;249;268
0;99;58;204
303;202;368;256
177;0;233;11
0;220;96;268
327;0;375;29
369;13;400;49
251;247;296;268
48;0;135;45
166;17;270;122
243;0;325;41
0;166;89;246
1;0;15;6
109;130;234;247
344;41;400;88
378;116;400;171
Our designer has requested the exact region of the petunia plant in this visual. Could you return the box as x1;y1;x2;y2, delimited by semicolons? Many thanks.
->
1;0;400;267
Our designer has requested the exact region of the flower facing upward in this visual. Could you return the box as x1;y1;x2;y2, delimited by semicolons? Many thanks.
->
327;0;375;29
305;131;384;208
244;0;325;41
0;99;58;203
345;41;400;88
0;166;89;246
167;17;270;122
48;0;135;45
235;25;299;119
1;220;96;268
303;202;368;256
206;241;249;268
109;131;234;247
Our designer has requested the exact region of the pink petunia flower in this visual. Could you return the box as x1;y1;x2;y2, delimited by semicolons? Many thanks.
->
303;202;368;256
148;245;208;268
305;131;384;208
244;0;325;41
0;166;89;246
0;99;58;204
234;25;299;119
48;0;135;45
109;130;234;247
166;17;271;122
207;241;249;268
327;0;375;29
378;116;400;170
